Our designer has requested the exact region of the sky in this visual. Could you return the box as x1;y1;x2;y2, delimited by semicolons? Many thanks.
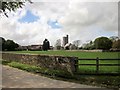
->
0;0;119;46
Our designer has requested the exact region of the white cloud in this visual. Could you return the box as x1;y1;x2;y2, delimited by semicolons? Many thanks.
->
0;1;118;46
59;2;118;43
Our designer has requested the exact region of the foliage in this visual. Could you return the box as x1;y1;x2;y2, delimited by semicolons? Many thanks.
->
0;37;19;51
55;39;61;46
112;39;120;50
72;40;81;48
5;39;19;51
109;36;119;42
81;41;95;50
94;37;112;50
42;39;50;51
55;39;61;50
0;0;31;17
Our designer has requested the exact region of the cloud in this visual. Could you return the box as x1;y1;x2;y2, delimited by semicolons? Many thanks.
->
0;1;118;46
59;2;118;43
60;2;118;30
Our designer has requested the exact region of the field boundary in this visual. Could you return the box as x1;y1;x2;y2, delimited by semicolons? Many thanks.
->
76;57;120;75
1;52;120;75
2;52;78;74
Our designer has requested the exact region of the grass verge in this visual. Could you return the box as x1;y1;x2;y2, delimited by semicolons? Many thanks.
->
2;60;120;89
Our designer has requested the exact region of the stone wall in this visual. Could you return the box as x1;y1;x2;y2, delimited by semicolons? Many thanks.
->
2;53;78;74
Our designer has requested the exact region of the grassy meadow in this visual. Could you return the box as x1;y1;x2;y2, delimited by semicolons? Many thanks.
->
7;50;119;58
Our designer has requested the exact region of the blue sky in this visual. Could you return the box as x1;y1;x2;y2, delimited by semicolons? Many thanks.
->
47;20;62;29
18;10;40;23
19;10;62;29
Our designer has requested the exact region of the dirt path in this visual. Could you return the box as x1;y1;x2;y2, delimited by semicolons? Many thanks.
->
2;65;110;89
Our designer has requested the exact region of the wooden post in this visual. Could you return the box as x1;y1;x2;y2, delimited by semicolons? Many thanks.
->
74;59;78;72
96;57;99;73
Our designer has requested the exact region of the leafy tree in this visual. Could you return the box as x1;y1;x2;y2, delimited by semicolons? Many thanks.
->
0;0;32;17
81;40;95;50
5;39;19;51
42;39;50;51
94;37;112;50
0;37;19;51
112;39;120;50
82;43;94;50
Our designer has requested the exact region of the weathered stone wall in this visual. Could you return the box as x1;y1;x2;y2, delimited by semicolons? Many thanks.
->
2;53;78;74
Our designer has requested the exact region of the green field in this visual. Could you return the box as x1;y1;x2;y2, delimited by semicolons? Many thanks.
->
5;50;120;73
7;50;119;58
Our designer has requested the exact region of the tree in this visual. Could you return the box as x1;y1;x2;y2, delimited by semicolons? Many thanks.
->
109;36;119;42
112;39;120;50
81;40;95;50
0;0;31;17
55;39;61;50
42;39;50;51
72;40;81;49
94;37;112;50
0;37;19;51
5;39;19;51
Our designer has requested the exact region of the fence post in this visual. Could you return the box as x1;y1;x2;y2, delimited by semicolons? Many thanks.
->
96;57;99;74
74;59;78;72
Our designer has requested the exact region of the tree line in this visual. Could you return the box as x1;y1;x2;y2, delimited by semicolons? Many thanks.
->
0;36;120;51
0;37;50;51
81;36;120;51
0;37;19;51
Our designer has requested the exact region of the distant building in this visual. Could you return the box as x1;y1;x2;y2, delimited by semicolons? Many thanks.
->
63;35;69;46
64;43;78;50
17;45;42;51
17;46;28;51
69;44;78;50
64;43;71;50
28;45;42;51
17;44;53;51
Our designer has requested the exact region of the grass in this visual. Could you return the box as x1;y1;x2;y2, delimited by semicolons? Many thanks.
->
4;50;120;73
6;50;120;59
78;60;119;73
78;66;119;73
2;60;74;78
2;60;120;88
